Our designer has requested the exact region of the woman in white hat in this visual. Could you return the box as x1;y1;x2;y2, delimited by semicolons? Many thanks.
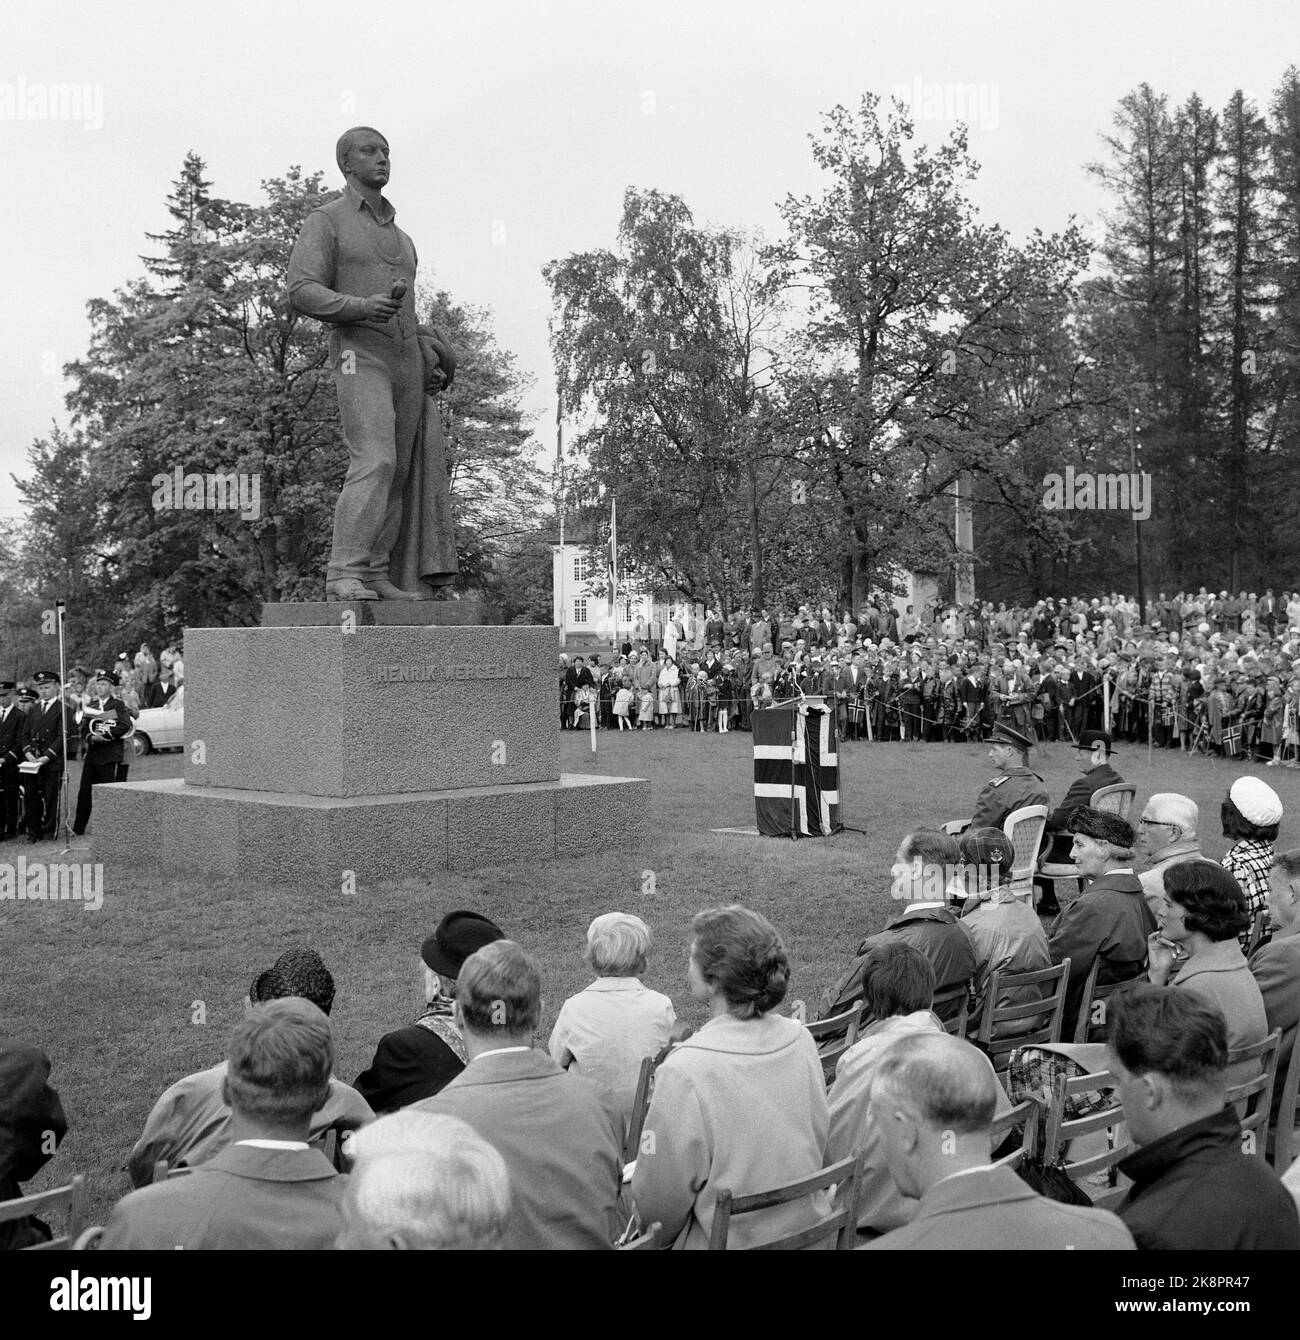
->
1221;776;1283;952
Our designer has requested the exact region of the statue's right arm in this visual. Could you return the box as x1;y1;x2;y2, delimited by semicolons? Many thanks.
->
286;212;370;325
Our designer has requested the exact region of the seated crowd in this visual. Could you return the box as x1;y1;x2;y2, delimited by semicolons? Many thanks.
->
7;804;1300;1250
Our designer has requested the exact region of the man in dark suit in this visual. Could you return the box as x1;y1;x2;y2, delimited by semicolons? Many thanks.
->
1109;986;1299;1250
72;669;133;836
413;940;623;1250
18;670;75;840
0;682;25;839
1047;808;1155;1037
1042;730;1124;862
354;910;505;1113
1066;662;1091;740
103;999;347;1249
0;1036;68;1249
958;661;987;738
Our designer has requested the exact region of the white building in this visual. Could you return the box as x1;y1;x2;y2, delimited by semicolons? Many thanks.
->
550;540;655;645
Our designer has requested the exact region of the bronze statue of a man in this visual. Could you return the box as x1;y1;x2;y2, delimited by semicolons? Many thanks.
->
287;127;458;600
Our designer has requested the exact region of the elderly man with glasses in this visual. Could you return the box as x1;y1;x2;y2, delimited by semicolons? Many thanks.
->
1135;794;1204;922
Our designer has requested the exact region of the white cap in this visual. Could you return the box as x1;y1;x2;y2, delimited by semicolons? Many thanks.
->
1229;776;1283;826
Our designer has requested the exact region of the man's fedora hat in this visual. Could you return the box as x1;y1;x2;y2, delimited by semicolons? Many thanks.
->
1074;729;1116;753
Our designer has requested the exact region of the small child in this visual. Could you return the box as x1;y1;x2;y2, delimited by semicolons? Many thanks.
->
613;681;633;730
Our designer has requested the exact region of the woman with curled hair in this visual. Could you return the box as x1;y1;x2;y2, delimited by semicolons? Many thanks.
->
631;906;830;1249
547;913;676;1132
1147;860;1267;1083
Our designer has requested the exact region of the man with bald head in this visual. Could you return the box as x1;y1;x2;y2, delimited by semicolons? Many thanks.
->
1135;793;1203;921
288;127;457;601
862;1033;1134;1250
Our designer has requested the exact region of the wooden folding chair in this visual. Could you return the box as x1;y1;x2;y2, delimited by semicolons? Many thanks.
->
1269;1025;1300;1171
0;1173;88;1250
931;983;971;1039
1043;1070;1130;1210
617;1221;662;1250
1071;958;1135;1044
990;1098;1039;1170
1226;1028;1282;1164
806;1001;865;1085
975;959;1070;1076
708;1151;866;1251
623;1054;661;1167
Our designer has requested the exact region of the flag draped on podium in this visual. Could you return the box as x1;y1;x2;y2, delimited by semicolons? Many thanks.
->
752;703;842;837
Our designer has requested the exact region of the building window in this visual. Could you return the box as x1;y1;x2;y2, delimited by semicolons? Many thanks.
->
573;598;588;624
574;554;590;582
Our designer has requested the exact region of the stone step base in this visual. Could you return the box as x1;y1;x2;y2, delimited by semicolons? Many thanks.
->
91;773;647;888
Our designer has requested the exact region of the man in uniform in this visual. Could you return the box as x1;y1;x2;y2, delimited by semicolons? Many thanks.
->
19;671;74;840
0;682;25;840
1042;729;1124;862
72;670;133;837
968;722;1049;831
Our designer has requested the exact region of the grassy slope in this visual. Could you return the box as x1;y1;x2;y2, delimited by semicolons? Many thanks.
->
5;731;1289;1223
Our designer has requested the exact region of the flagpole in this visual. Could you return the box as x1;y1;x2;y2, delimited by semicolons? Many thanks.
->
556;394;566;652
609;495;618;657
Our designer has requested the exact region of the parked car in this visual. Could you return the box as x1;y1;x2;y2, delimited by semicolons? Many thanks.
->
132;686;185;756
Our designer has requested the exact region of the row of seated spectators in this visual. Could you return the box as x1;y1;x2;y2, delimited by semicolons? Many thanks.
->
6;837;1300;1249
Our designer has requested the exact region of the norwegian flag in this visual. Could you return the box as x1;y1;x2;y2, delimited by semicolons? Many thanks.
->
752;703;842;838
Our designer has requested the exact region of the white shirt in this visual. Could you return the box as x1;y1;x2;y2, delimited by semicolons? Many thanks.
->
235;1139;309;1150
548;977;676;1125
471;1045;532;1062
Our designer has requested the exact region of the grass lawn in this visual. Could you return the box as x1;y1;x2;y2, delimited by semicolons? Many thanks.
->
5;730;1297;1225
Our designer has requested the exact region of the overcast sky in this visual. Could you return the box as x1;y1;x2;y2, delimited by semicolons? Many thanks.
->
4;0;1291;520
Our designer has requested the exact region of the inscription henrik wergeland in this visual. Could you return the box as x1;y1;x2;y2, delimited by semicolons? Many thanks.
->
375;663;532;682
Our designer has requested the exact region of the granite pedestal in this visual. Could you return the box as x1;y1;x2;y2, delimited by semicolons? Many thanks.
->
92;617;648;890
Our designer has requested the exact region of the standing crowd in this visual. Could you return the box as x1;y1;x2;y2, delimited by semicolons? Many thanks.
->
560;590;1300;762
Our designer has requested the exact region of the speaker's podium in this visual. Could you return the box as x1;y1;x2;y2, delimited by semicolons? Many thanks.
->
752;698;843;838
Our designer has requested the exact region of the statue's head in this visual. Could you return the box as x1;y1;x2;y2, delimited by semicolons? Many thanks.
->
336;126;390;184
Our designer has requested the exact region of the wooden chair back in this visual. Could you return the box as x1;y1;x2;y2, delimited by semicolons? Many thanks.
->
1043;1070;1130;1209
1071;958;1134;1043
0;1173;88;1250
1226;1028;1283;1164
623;1054;661;1166
976;959;1070;1073
1269;1025;1300;1171
708;1151;865;1251
931;984;970;1039
990;1098;1039;1170
1090;783;1136;819
806;1002;865;1084
1003;804;1047;897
